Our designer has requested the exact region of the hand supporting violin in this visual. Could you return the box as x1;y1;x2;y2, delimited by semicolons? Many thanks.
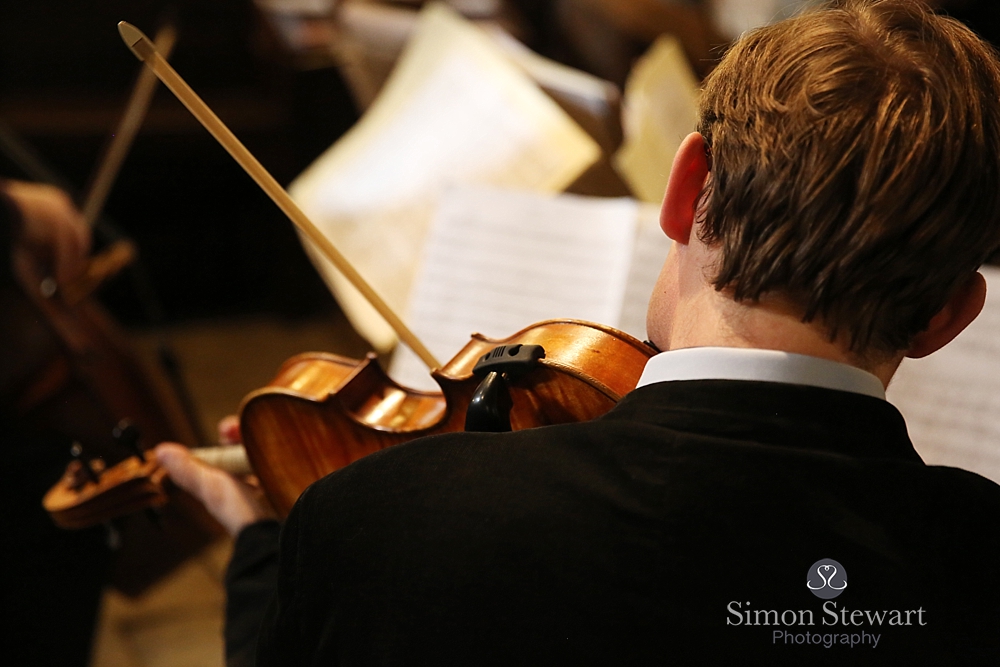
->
3;179;90;285
217;414;241;446
154;443;276;537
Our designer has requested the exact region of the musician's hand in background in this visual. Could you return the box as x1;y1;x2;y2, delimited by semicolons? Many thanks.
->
3;179;90;285
218;414;242;445
154;443;275;537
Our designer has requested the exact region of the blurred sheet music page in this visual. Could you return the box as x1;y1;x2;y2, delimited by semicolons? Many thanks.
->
390;186;666;389
887;265;1000;485
288;3;599;352
614;36;700;203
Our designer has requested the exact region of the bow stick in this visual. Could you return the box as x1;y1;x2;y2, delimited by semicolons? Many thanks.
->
81;23;177;229
59;23;177;304
117;21;441;371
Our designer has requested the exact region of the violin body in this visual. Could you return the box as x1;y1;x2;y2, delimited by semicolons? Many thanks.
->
241;319;655;515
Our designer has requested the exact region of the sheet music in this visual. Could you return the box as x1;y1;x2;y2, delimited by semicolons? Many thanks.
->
390;187;669;389
288;3;600;352
614;36;701;204
389;186;659;389
709;0;821;41
486;26;620;121
887;265;1000;485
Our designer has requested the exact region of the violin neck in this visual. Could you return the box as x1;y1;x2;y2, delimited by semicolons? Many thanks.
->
192;444;251;476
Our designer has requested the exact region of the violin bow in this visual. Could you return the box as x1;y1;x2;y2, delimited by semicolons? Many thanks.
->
82;23;177;229
118;21;442;371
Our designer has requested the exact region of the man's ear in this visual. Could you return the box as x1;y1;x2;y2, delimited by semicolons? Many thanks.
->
906;272;987;359
660;132;711;245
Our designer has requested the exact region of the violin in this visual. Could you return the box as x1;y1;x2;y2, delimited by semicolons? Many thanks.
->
46;319;654;525
3;208;226;595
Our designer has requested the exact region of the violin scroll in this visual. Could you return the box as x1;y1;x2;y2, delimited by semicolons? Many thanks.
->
45;450;169;530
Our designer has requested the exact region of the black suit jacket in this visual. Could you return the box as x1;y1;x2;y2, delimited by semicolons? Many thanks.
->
230;379;1000;666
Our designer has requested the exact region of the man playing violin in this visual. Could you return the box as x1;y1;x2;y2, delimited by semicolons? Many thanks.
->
159;0;1000;664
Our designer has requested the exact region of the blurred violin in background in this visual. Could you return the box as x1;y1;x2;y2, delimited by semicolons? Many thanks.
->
1;22;224;597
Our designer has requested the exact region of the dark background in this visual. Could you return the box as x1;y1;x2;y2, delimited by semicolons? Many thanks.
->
0;1;359;326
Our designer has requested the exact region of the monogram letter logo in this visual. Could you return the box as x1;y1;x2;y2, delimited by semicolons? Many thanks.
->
806;558;848;599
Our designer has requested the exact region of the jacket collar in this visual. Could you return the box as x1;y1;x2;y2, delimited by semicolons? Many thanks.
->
605;379;921;463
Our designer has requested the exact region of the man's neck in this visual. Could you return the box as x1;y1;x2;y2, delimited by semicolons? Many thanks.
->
657;287;903;389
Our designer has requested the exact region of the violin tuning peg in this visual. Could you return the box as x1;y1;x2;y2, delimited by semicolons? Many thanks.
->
112;419;145;461
39;276;57;299
144;508;163;531
70;441;101;484
105;523;122;551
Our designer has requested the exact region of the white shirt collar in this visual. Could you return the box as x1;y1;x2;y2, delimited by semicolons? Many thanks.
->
636;347;885;400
